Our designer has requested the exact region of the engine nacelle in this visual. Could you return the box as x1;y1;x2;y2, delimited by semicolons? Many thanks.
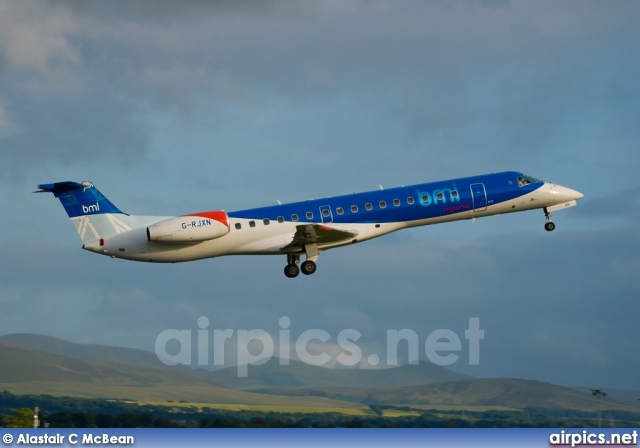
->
147;211;229;242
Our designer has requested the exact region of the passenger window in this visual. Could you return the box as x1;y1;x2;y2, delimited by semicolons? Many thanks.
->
379;201;387;208
436;192;444;201
292;214;299;222
263;218;270;225
407;197;414;205
451;191;458;199
393;199;400;206
277;216;284;223
306;211;313;219
336;207;344;215
235;223;241;230
249;221;256;228
365;203;372;211
421;194;429;203
351;205;358;213
322;209;330;217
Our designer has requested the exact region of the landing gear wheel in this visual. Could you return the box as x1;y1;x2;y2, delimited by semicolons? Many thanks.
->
543;207;555;232
300;260;317;275
284;263;299;278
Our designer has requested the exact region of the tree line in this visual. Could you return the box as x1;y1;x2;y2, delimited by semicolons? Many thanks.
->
2;391;639;428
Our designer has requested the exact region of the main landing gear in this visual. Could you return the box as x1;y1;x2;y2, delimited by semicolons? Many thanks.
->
284;262;300;278
284;253;317;278
543;207;555;232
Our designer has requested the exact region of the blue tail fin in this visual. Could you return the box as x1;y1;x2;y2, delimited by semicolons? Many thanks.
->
36;181;135;244
36;181;123;218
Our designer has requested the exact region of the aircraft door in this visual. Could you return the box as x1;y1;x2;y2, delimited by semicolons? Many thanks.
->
470;183;487;211
319;205;333;223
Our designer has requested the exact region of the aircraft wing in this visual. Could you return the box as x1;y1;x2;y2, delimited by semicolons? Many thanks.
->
282;224;358;252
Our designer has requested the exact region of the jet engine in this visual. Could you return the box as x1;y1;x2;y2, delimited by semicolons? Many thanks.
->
147;211;229;242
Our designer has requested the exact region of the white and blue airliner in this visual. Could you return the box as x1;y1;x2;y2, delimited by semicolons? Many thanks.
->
37;172;583;278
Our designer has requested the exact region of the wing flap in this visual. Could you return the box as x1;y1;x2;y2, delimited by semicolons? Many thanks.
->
282;224;358;251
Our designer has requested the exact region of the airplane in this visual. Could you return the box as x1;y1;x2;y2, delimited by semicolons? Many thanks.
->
36;171;583;278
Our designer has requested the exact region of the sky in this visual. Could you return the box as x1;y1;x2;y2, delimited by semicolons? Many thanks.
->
1;0;639;390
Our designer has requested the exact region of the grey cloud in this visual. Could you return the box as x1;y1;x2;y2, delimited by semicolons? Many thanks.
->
573;188;640;223
0;93;149;180
49;0;299;21
0;0;638;392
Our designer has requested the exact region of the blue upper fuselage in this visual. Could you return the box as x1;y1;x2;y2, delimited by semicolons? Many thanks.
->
228;171;543;224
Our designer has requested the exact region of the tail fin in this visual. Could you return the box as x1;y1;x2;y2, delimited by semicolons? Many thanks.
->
36;181;134;244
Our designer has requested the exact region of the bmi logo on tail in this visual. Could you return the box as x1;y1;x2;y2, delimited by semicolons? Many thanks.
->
82;203;100;214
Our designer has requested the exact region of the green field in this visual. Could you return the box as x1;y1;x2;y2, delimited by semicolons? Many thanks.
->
138;401;373;416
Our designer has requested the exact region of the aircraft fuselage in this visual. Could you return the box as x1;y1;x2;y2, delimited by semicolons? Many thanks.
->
39;171;583;277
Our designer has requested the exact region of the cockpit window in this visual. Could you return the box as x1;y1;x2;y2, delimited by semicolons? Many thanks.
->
517;175;542;187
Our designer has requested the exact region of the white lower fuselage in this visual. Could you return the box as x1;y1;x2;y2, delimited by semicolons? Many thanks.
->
83;179;582;263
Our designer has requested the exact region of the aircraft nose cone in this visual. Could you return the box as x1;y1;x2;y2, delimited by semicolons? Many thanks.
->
550;184;584;202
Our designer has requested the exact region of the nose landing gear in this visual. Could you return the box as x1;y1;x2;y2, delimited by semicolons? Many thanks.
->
544;207;555;232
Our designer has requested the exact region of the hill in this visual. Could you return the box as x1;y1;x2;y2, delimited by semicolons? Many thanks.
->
250;379;640;412
571;386;640;403
2;333;638;414
0;333;470;389
211;357;470;390
0;341;364;410
0;333;164;368
363;379;640;412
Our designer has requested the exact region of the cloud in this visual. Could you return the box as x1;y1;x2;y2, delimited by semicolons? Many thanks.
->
0;0;639;390
0;92;150;181
0;1;81;76
0;100;19;132
574;188;640;223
